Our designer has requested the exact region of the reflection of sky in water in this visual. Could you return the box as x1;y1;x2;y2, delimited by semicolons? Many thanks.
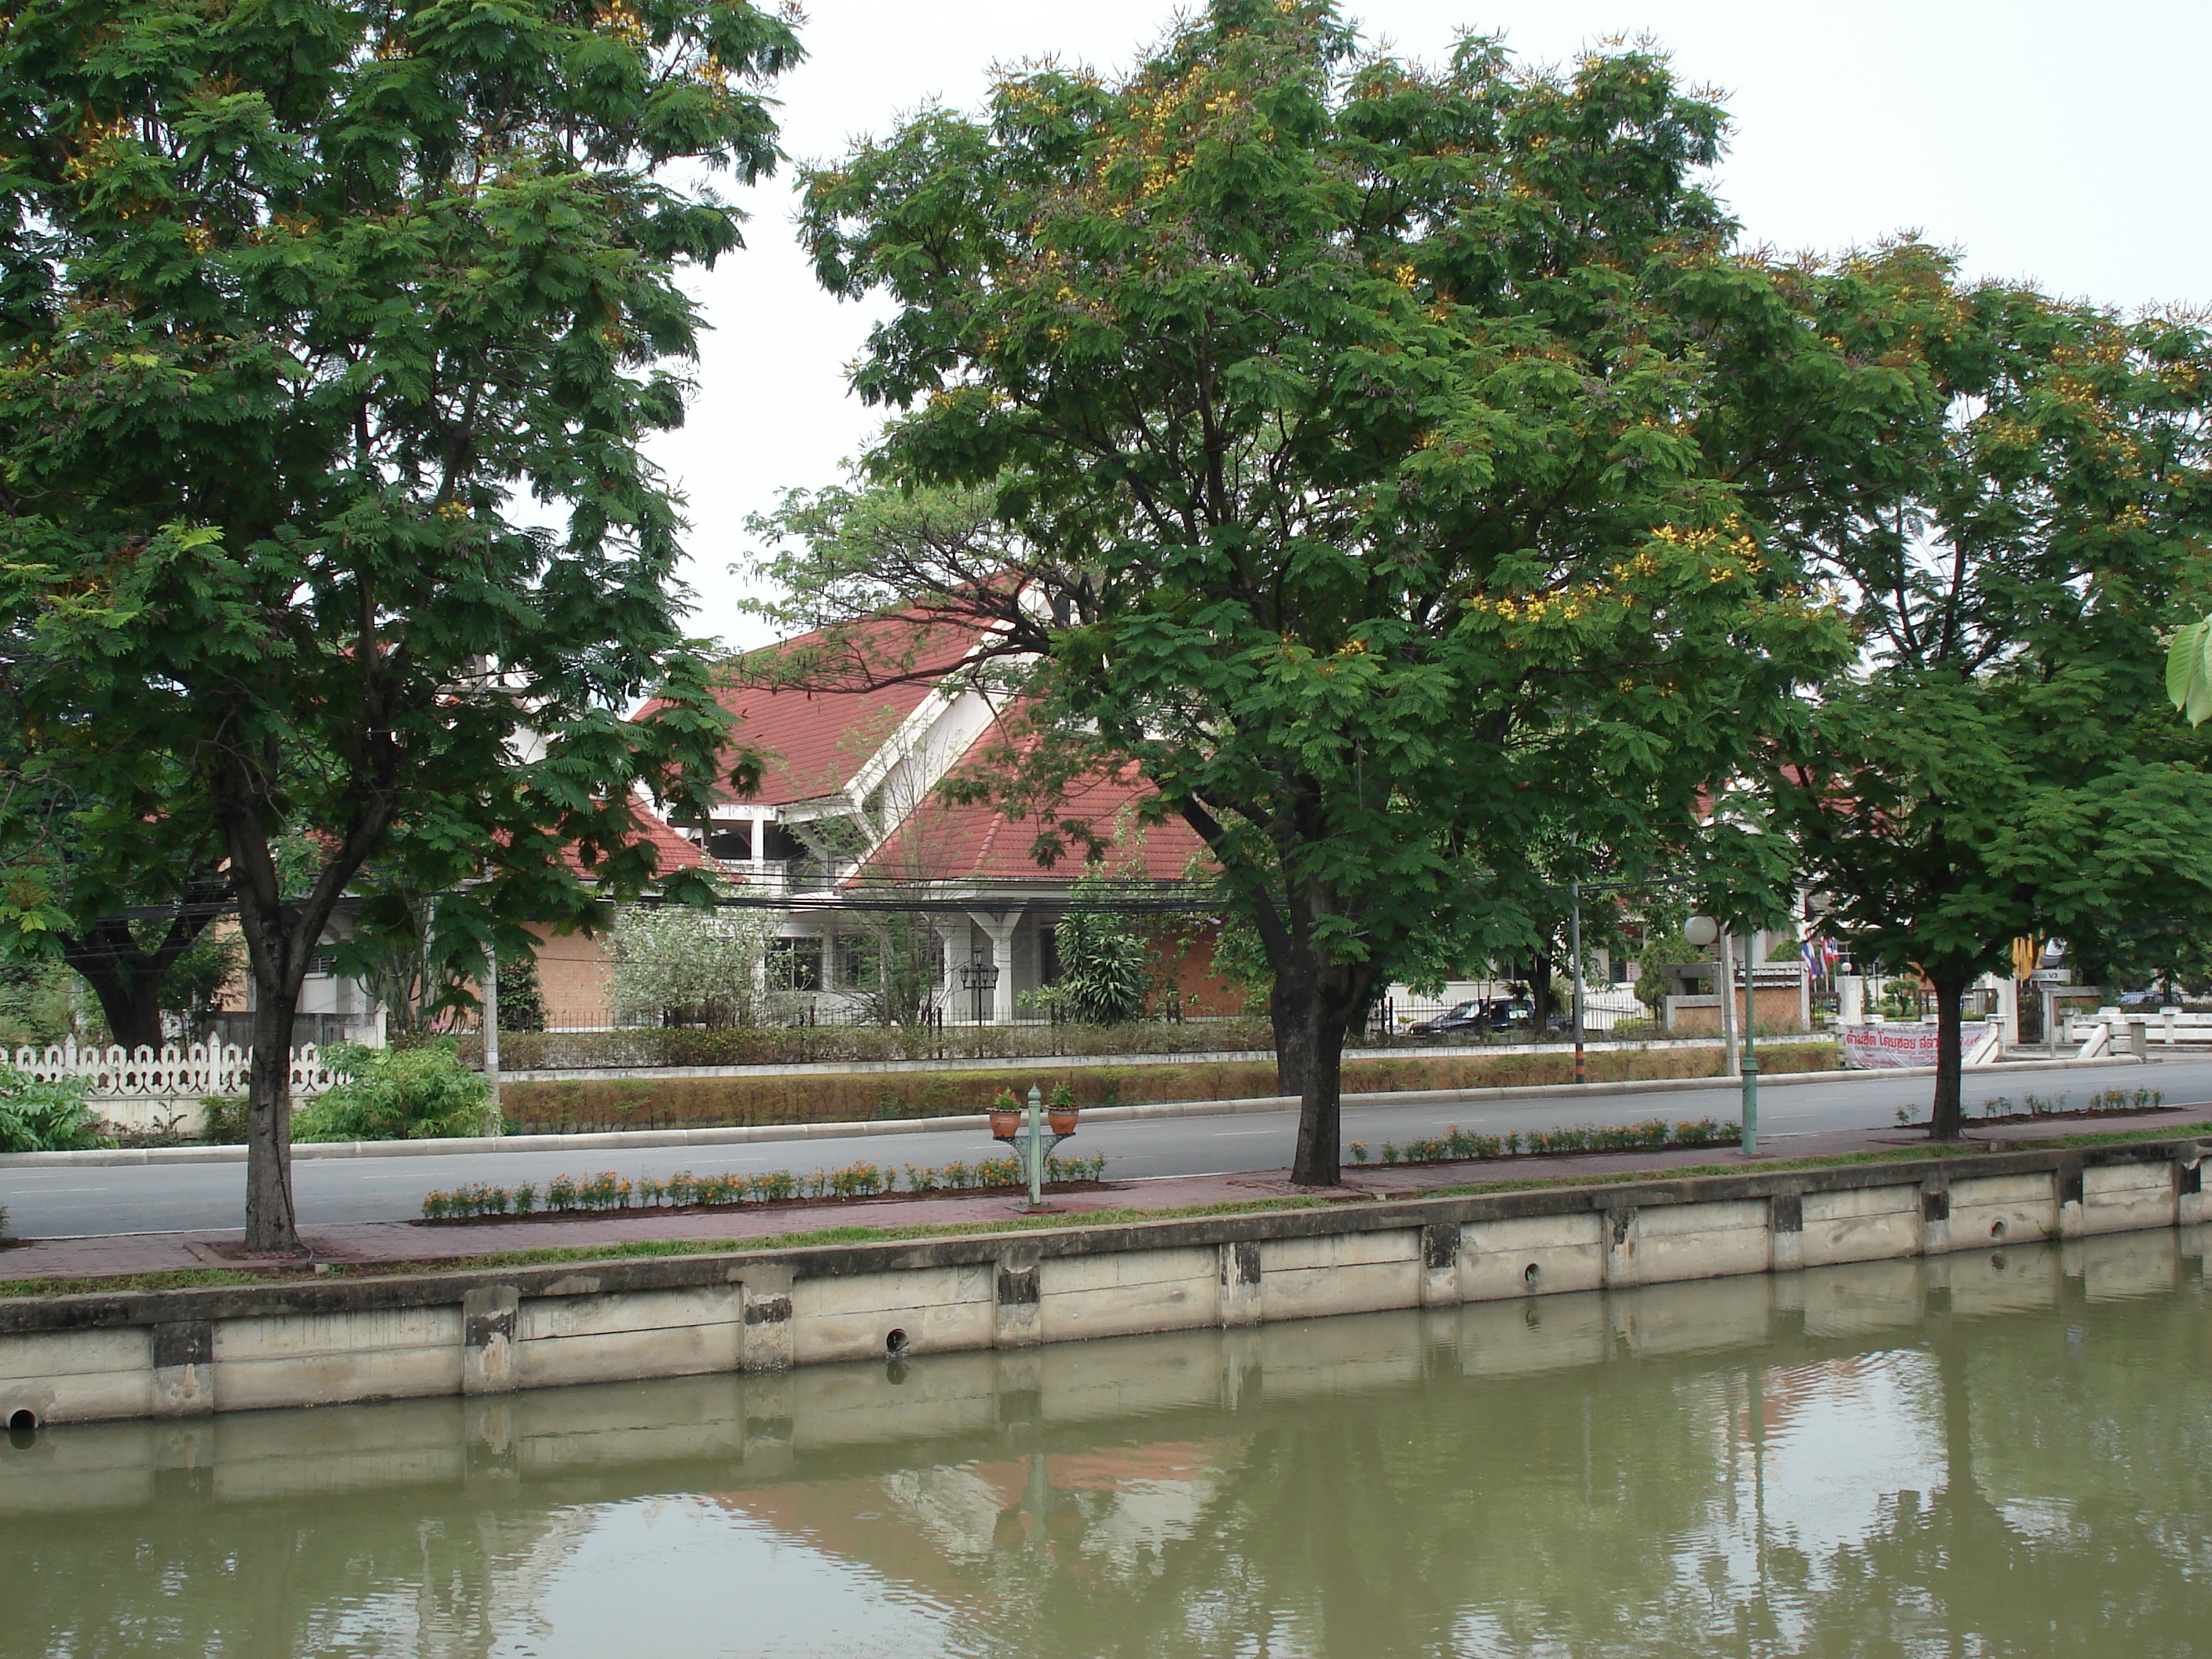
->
1694;1352;1946;1650
448;1497;956;1659
1735;1353;1943;1562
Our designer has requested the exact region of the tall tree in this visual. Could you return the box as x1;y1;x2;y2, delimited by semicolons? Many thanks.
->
1775;280;2212;1137
0;756;233;1049
0;0;797;1246
771;4;1917;1183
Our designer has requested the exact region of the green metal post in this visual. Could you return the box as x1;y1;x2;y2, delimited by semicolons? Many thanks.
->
1741;961;1760;1155
1026;1084;1043;1210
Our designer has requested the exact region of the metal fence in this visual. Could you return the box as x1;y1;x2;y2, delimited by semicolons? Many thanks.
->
1369;985;1654;1038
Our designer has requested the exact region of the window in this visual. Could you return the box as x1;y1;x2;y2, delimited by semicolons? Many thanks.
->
833;934;877;990
767;937;822;993
761;822;810;862
705;822;753;861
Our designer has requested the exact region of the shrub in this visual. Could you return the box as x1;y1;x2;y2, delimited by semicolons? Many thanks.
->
200;1094;248;1144
291;1041;495;1143
418;1149;1116;1218
0;1067;110;1152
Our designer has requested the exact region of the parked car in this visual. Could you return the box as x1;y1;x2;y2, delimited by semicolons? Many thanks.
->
1407;998;1489;1035
2118;988;2182;1009
1408;998;1539;1036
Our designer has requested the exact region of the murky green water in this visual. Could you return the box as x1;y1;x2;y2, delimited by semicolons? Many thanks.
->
4;1230;2210;1657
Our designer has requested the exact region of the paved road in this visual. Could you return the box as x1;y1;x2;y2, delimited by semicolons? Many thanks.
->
5;1056;2205;1240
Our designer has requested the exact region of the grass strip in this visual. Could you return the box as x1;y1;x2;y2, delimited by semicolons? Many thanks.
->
7;1122;2207;1302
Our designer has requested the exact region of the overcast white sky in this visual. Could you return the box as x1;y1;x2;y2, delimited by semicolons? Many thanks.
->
653;0;2212;648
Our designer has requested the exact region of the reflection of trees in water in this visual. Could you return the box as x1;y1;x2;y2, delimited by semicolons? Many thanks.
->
6;1269;2209;1657
0;1485;591;1658
922;1297;2212;1658
1767;1304;2212;1656
913;1365;1742;1659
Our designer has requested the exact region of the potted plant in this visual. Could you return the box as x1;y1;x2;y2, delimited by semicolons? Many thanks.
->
988;1088;1022;1140
1047;1081;1079;1137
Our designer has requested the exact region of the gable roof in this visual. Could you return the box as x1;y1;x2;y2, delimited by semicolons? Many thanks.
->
859;722;1210;886
711;614;988;807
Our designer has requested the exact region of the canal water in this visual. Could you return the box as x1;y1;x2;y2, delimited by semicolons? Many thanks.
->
4;1229;2208;1657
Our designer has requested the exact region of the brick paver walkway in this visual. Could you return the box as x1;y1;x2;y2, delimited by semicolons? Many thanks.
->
5;1107;2205;1284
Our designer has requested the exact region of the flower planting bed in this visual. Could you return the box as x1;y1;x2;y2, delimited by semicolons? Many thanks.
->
417;1153;1111;1223
1348;1117;1739;1168
1890;1086;2172;1131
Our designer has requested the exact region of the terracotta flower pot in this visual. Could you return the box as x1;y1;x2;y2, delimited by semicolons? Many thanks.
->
1048;1108;1079;1137
989;1109;1022;1140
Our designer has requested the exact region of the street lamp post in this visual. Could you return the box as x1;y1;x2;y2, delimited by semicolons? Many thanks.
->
959;943;999;1027
1686;914;1757;1155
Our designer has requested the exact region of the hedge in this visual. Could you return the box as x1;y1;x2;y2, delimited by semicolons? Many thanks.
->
500;1043;1841;1134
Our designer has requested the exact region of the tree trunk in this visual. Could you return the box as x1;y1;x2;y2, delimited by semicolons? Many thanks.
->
244;987;302;1252
1270;974;1310;1099
1526;948;1551;1031
1928;971;1971;1141
1286;984;1350;1188
70;955;167;1051
61;906;218;1053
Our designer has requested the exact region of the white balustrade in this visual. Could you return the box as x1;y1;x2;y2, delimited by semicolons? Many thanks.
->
5;1040;350;1104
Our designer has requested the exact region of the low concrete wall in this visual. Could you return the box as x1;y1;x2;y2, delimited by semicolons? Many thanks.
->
8;1225;2197;1517
3;1137;2204;1427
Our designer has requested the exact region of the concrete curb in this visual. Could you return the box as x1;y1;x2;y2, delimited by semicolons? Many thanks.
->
0;1053;2147;1171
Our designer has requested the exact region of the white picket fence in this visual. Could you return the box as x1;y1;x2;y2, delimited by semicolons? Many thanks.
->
7;1041;351;1123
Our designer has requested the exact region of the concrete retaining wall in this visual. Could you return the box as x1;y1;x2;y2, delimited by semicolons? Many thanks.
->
8;1225;2198;1518
2;1137;2204;1427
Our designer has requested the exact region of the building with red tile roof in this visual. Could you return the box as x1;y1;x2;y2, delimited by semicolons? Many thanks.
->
533;613;1237;1027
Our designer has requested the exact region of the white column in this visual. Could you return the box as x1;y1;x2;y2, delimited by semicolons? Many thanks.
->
965;908;1024;1024
993;927;1017;1024
929;919;958;1018
1989;973;2019;1048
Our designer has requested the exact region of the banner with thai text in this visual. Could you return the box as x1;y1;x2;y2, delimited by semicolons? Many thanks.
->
1840;1021;1994;1069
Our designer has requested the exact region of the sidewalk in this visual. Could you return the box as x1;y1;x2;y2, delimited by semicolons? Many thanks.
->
5;1106;2206;1285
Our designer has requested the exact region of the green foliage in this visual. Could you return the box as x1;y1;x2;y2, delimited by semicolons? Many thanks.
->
2169;618;2212;726
0;960;82;1049
292;1042;495;1144
1349;1118;1734;1164
770;5;1904;1181
0;0;801;1241
1052;909;1152;1025
611;903;786;1029
419;1152;1111;1218
199;1095;247;1145
496;950;546;1035
1773;273;2212;1134
0;1067;109;1152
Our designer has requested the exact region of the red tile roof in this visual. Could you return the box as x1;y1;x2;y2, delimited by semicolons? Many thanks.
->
565;799;714;881
710;615;990;806
861;723;1211;885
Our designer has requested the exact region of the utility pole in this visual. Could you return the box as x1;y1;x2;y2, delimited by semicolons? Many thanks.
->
1686;914;1756;1155
1716;926;1740;1079
482;947;500;1119
1569;877;1587;1086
